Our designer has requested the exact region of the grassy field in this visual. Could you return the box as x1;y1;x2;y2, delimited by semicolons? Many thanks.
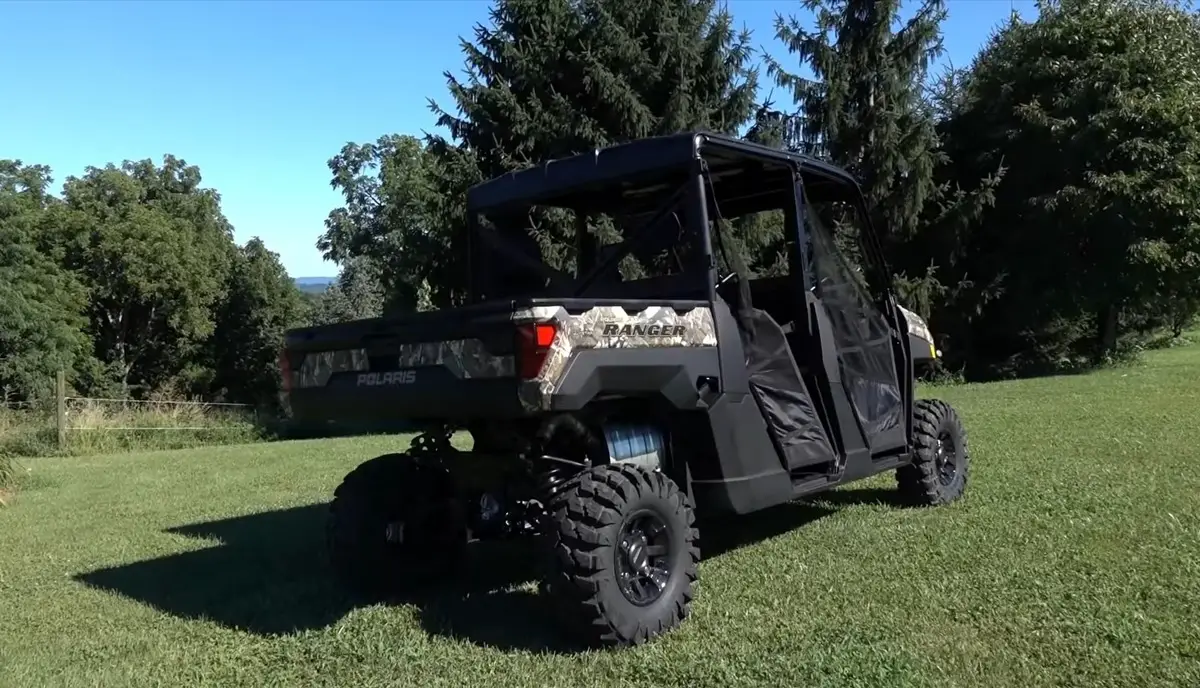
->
3;344;1200;688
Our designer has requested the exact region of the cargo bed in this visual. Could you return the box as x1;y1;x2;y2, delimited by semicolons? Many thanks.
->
282;299;530;428
280;297;715;429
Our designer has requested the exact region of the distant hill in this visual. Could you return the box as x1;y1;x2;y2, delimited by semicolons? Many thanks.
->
294;276;335;294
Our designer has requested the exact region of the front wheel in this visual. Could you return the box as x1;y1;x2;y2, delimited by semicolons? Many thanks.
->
897;399;970;506
544;463;699;647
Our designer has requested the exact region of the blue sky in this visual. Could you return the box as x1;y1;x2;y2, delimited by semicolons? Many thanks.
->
1;0;1035;278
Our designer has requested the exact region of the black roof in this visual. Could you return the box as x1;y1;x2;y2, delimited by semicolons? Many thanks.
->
465;131;860;212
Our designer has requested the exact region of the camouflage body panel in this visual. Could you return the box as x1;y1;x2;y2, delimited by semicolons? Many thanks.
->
519;305;718;411
897;304;933;343
294;348;370;388
898;304;937;359
395;339;515;379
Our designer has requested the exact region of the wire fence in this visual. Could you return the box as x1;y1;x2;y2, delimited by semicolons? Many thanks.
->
61;395;260;433
0;400;41;411
1;372;265;452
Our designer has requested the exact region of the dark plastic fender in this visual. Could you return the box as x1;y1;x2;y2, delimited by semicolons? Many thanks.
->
688;392;795;514
687;297;796;515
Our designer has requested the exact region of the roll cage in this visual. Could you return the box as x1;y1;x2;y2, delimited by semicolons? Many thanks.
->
464;131;898;320
465;131;916;461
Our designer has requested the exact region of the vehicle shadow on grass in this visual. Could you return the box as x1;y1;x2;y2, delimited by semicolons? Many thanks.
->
74;487;893;654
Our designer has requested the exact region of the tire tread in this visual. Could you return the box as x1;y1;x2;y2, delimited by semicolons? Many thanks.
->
897;398;970;506
545;463;699;646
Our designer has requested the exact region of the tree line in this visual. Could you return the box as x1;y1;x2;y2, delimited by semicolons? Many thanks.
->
3;0;1198;409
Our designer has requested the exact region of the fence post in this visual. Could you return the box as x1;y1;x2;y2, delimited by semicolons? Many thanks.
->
56;370;67;450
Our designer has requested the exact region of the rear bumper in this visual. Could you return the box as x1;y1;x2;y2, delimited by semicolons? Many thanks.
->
287;374;529;428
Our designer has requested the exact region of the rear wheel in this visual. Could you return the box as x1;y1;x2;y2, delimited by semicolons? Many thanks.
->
898;399;969;506
544;463;699;647
327;453;468;597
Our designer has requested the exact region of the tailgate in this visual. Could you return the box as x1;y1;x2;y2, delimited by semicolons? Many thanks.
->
281;301;525;428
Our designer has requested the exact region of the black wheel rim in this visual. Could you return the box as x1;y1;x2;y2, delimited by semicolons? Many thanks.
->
935;432;958;486
615;509;672;606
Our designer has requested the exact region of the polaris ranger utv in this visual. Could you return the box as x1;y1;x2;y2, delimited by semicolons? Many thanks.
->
280;132;969;647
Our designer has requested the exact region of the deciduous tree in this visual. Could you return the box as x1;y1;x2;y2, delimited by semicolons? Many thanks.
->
936;0;1200;371
0;162;90;399
207;238;307;405
50;156;235;393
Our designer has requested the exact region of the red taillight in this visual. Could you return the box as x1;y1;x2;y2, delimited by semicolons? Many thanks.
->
278;348;293;394
516;322;558;379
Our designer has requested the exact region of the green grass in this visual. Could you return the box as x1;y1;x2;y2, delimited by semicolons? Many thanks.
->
3;345;1200;688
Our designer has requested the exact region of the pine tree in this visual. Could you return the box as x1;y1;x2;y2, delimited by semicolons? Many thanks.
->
762;0;1010;338
431;0;758;176
764;0;946;251
424;0;761;281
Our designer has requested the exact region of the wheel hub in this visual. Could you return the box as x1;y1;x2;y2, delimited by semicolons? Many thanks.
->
625;534;650;571
616;511;672;606
935;432;958;486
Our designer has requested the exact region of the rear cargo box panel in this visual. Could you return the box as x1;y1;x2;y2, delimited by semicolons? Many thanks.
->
293;339;516;390
285;301;717;426
519;304;718;411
